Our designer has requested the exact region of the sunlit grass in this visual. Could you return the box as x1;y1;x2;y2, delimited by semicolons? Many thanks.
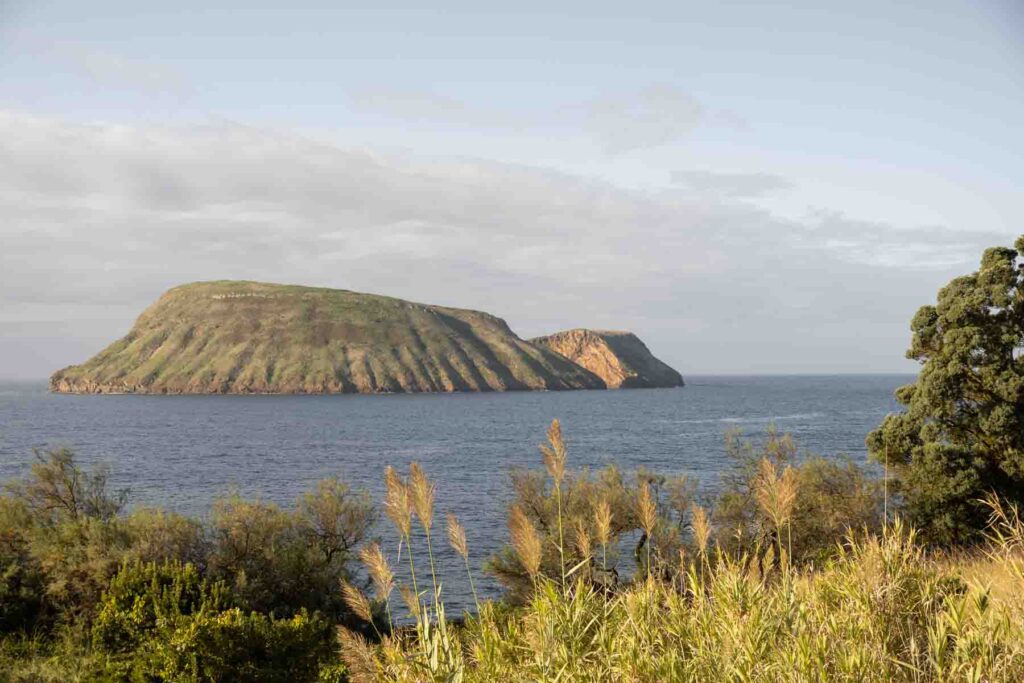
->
344;421;1024;683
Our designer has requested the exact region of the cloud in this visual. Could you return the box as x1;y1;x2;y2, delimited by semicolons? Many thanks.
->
347;88;522;129
10;32;193;96
0;109;1014;377
586;84;706;153
671;169;794;197
345;83;736;153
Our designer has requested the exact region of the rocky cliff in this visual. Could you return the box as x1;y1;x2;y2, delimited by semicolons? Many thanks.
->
530;329;684;389
50;281;606;394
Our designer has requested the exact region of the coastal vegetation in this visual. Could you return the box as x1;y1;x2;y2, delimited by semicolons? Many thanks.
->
2;425;1022;681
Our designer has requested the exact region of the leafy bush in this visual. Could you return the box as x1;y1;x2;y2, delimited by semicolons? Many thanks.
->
713;426;884;566
134;608;336;682
91;560;229;655
487;421;697;600
206;478;375;618
0;449;370;680
123;507;207;567
0;500;50;634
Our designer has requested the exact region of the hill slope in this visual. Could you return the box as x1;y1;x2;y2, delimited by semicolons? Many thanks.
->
530;329;684;389
50;281;606;394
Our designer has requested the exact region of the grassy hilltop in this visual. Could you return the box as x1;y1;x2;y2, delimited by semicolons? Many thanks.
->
49;281;607;394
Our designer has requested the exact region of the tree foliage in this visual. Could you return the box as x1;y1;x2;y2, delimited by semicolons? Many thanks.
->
868;235;1024;544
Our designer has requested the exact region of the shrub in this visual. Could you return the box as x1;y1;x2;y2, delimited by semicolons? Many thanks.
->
713;426;884;566
487;421;697;600
206;483;375;619
91;560;229;655
0;499;50;634
1;449;133;624
136;608;336;682
123;507;207;567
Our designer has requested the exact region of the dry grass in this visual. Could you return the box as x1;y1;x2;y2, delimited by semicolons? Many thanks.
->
344;421;1024;682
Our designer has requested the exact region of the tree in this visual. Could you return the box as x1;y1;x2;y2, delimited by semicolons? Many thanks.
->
867;235;1024;544
6;448;127;523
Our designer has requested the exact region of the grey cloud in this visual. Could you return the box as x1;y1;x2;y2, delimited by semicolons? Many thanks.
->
11;32;193;96
346;83;733;153
586;85;705;153
0;110;1014;377
671;169;794;197
348;88;523;130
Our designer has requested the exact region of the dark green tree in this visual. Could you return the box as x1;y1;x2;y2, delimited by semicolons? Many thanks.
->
867;235;1024;544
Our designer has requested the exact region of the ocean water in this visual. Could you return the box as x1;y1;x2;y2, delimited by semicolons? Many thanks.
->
0;375;910;611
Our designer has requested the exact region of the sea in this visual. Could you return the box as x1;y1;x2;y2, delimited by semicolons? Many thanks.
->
0;374;910;612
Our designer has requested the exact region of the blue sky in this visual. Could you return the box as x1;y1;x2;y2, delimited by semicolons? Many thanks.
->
1;0;1022;377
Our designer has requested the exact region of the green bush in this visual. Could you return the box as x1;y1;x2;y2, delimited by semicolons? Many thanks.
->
207;479;375;619
0;500;50;634
134;608;336;682
91;560;229;655
486;422;698;600
713;427;884;565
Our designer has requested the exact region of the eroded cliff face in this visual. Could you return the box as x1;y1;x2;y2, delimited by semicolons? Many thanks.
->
49;281;606;395
530;329;683;389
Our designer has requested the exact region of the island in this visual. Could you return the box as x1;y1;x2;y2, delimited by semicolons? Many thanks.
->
49;281;683;394
531;329;684;389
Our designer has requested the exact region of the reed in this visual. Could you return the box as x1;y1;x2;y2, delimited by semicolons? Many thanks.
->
408;462;439;609
509;503;543;580
637;482;657;574
359;542;395;629
340;423;1024;682
755;457;798;565
447;512;480;611
340;579;382;642
540;419;568;584
594;498;612;571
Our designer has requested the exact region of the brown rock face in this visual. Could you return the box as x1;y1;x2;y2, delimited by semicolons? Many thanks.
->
530;329;683;389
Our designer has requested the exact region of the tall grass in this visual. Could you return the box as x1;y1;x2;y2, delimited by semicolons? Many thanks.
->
340;421;1024;682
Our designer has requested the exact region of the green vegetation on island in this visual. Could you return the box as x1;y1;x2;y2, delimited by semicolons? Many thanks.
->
49;282;686;395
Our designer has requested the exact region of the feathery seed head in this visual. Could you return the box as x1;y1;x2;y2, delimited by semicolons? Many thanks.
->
691;504;711;555
359;543;394;600
755;458;798;530
594;498;613;547
399;584;420;617
574;518;592;560
777;465;798;525
409;462;435;533
337;628;378;683
509;504;543;577
341;580;374;623
540;419;567;485
638;482;657;536
384;466;412;538
447;513;469;559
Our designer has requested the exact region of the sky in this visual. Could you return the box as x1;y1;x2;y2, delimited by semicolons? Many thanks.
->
1;0;1022;379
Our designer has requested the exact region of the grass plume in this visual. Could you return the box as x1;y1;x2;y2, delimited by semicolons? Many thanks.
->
509;504;543;579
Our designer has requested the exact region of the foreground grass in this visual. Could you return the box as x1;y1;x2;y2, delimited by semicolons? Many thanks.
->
5;423;1023;681
343;522;1024;682
339;425;1024;682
